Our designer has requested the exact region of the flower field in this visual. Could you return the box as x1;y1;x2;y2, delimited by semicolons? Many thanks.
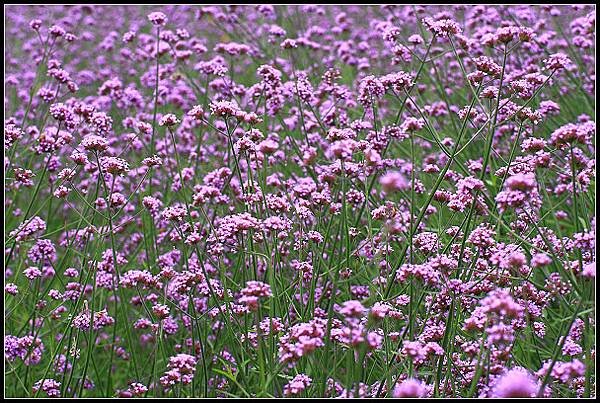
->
3;4;596;398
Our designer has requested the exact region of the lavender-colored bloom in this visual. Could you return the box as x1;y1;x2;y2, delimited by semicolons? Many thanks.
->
393;378;427;398
491;368;538;398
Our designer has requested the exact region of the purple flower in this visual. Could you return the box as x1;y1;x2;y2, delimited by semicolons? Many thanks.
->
148;11;167;26
492;368;538;398
393;378;427;398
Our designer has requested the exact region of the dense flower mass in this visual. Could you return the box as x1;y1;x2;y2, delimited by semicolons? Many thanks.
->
4;4;596;399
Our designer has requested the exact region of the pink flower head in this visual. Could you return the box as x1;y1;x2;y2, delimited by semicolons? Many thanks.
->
148;11;167;26
492;368;538;398
544;53;574;71
393;378;427;398
339;300;366;318
283;374;312;396
380;171;410;194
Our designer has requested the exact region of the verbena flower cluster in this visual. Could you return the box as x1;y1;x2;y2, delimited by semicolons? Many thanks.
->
4;4;596;398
